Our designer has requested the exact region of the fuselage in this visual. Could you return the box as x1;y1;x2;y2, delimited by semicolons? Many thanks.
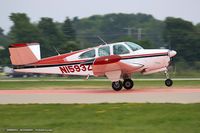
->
14;42;176;77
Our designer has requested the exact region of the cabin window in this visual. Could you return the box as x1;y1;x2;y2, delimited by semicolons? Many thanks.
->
98;46;110;57
79;49;95;59
113;44;129;55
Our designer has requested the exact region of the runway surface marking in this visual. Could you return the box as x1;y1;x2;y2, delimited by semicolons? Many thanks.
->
0;88;200;94
0;88;200;104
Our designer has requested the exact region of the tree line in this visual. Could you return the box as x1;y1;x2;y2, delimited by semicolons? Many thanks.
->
0;13;200;67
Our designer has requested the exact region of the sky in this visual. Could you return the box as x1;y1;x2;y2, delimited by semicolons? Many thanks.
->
0;0;200;33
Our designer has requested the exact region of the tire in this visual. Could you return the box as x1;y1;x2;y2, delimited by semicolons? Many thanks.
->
112;81;123;91
123;79;134;90
165;79;173;87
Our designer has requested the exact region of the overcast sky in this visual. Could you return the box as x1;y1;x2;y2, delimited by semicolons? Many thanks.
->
0;0;200;33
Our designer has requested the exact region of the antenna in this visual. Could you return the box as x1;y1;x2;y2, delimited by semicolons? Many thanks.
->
53;46;60;55
123;26;135;36
97;36;107;45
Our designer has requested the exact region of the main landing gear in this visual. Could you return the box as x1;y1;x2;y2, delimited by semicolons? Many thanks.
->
112;81;123;91
112;79;134;91
164;70;173;87
123;79;134;90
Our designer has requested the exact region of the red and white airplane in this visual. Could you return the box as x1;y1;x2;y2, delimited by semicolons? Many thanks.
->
9;42;176;91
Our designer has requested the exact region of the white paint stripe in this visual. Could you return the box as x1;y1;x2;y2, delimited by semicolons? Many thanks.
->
28;43;41;60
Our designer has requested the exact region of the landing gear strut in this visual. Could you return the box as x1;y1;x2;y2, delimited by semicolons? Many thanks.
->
112;80;123;91
164;70;173;87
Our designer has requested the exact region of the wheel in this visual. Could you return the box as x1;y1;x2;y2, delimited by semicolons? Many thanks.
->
165;79;173;87
112;81;123;91
123;79;134;90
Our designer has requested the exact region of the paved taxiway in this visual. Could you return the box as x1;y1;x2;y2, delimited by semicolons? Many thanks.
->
0;88;200;104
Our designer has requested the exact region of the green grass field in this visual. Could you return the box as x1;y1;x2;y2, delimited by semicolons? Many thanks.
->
0;103;200;133
0;79;200;90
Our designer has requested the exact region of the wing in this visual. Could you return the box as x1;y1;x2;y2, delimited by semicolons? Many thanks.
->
92;55;143;81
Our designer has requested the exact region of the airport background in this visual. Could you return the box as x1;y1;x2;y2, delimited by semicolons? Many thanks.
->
0;8;200;133
0;13;200;78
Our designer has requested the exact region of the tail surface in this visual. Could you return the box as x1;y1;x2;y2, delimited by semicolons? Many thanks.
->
9;43;41;65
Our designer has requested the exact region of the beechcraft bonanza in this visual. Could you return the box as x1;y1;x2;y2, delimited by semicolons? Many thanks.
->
9;41;176;91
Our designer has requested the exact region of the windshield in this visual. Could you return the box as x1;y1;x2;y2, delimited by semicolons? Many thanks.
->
125;42;143;51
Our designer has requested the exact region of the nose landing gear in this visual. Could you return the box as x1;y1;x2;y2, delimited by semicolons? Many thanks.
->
165;79;173;87
164;70;173;87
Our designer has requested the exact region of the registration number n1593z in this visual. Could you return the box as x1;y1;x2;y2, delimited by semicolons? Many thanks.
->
59;64;92;74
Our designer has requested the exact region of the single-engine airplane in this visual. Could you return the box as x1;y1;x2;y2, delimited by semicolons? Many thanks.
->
9;42;176;91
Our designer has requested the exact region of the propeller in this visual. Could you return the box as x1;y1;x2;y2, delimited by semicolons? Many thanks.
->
167;57;177;77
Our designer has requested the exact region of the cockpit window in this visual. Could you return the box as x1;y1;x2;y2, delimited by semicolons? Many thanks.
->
125;42;143;51
79;49;95;59
98;46;110;57
113;44;129;55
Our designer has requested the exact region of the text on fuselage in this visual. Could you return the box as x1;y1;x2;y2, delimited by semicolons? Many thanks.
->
59;64;92;74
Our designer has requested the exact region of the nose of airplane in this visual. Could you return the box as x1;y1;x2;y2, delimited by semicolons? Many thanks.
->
168;50;177;57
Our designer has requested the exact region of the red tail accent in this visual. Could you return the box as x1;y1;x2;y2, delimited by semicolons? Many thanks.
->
9;43;40;65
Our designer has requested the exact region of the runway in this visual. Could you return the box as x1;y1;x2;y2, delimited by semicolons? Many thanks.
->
0;88;200;104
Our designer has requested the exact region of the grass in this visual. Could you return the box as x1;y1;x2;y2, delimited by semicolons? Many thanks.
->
0;80;109;90
0;103;200;133
0;79;200;90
